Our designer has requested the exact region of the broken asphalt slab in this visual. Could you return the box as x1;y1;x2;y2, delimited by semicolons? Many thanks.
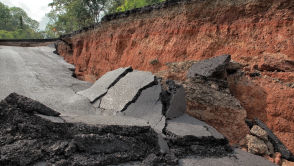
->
165;114;224;140
188;54;231;79
77;67;132;102
123;84;165;133
164;114;231;159
100;70;155;112
4;93;60;117
162;80;186;119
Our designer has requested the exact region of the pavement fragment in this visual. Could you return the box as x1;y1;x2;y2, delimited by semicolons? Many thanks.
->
100;70;155;112
188;54;231;79
77;67;132;102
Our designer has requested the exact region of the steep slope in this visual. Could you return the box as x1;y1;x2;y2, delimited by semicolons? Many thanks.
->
58;0;293;82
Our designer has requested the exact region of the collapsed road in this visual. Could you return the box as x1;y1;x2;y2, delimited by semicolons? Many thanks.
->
0;45;94;116
0;45;276;165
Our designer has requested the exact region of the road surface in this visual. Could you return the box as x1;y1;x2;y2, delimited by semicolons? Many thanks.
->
0;45;151;125
0;45;95;116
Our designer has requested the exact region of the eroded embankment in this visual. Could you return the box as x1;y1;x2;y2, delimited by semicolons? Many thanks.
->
58;0;293;82
56;0;294;154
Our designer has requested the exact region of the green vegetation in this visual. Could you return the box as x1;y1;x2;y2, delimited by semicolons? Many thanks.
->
46;0;112;37
46;0;165;36
0;0;166;39
110;0;165;13
0;2;44;39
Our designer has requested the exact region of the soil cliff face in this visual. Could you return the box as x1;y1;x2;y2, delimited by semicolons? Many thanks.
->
57;0;294;153
58;0;293;82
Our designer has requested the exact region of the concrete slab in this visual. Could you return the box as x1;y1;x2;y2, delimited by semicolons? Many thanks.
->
166;86;186;119
179;149;277;166
77;67;132;102
100;70;155;112
188;54;231;79
166;114;224;139
123;84;165;132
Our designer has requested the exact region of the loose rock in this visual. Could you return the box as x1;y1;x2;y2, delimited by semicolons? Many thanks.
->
250;125;268;141
246;134;269;155
255;118;294;161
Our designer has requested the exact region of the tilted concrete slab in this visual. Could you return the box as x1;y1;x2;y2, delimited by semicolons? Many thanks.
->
166;114;224;139
179;149;277;166
188;54;231;79
123;84;165;133
77;67;132;102
165;85;186;119
100;70;155;112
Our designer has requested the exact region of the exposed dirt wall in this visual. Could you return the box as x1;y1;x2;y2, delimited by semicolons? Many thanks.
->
58;0;293;82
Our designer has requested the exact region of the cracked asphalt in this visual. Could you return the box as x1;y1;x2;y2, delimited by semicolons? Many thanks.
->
0;46;95;116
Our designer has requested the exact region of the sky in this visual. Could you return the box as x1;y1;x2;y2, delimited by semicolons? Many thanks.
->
0;0;53;30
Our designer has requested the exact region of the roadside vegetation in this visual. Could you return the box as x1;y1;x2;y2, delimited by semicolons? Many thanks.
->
0;0;165;39
0;2;45;39
46;0;165;37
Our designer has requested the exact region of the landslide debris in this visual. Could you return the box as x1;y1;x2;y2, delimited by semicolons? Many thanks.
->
0;93;234;166
0;93;159;166
155;53;294;164
184;55;249;144
0;84;277;165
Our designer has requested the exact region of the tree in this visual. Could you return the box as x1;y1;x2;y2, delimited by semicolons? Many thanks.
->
45;0;166;36
83;0;110;22
0;2;44;39
10;7;40;31
0;2;12;30
46;0;109;35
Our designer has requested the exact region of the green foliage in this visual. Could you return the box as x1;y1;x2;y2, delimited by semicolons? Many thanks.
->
0;29;43;39
0;2;12;31
0;2;44;39
45;0;165;36
46;0;111;36
10;7;40;31
110;0;165;13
